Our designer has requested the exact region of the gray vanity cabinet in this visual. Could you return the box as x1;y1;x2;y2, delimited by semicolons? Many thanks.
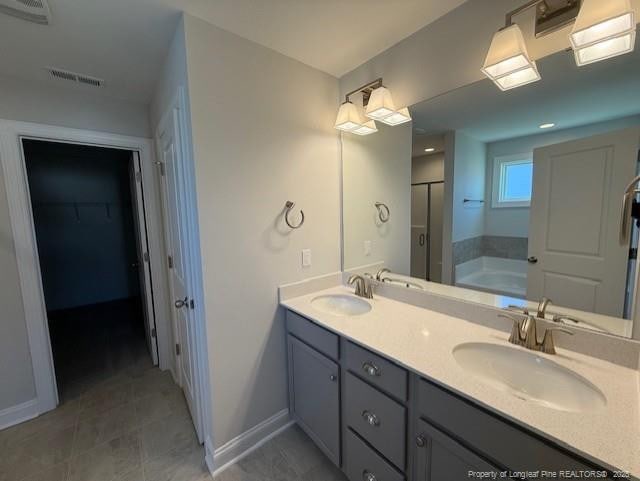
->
414;419;500;481
287;334;340;464
285;309;616;481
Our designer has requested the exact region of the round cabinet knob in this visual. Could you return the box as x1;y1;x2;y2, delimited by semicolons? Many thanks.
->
416;435;427;447
363;471;377;481
362;410;380;427
329;374;337;382
362;362;380;377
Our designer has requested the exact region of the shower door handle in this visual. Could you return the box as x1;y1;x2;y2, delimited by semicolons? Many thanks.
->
419;234;425;246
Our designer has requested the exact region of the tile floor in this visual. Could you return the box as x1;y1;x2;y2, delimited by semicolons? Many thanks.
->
1;298;347;481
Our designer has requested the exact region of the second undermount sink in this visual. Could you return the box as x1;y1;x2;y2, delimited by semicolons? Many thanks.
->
453;342;606;412
311;294;371;316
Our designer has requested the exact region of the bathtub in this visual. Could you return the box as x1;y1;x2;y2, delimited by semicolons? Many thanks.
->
455;256;527;299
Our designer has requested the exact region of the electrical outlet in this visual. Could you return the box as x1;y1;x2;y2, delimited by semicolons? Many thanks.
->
302;249;312;267
364;240;371;256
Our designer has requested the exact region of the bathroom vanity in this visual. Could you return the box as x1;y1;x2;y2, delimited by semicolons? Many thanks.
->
282;286;639;481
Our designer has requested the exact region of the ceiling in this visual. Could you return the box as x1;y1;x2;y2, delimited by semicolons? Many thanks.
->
410;46;640;143
0;0;467;104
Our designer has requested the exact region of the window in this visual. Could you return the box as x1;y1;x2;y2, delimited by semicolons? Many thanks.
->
492;154;533;208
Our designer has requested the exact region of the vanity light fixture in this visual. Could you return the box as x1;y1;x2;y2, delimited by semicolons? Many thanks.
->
539;122;555;129
335;78;411;135
482;24;541;91
334;101;364;132
570;0;636;66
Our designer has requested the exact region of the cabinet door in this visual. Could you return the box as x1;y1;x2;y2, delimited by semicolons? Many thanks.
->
288;335;340;464
414;419;500;481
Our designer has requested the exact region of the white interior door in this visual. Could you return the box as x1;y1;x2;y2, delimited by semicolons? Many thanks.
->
129;152;158;365
157;106;201;441
527;127;640;317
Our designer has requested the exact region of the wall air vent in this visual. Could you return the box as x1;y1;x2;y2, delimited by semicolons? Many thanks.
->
0;0;52;25
46;67;104;88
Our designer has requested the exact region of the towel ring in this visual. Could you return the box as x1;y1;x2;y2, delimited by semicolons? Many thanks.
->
284;201;305;229
375;202;390;223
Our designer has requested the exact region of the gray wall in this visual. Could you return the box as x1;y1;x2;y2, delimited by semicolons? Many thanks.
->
24;141;139;311
339;0;640;108
412;153;444;184
0;73;152;412
183;14;341;449
452;131;485;243
0;74;149;138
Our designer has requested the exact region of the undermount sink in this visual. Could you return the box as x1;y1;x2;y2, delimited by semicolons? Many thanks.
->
311;294;371;316
453;342;606;412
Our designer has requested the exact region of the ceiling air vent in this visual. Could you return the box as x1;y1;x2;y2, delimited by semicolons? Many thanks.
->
0;0;52;25
46;67;104;88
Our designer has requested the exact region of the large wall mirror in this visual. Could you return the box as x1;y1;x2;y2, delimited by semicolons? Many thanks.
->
342;46;640;340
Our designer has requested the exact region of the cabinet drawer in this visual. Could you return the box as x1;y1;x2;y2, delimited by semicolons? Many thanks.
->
287;310;339;360
345;342;407;400
344;429;404;481
418;379;602;476
345;372;406;470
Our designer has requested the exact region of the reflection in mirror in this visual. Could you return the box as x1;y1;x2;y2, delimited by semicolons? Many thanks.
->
342;47;640;339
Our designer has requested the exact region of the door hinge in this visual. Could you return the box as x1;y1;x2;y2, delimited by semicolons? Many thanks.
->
630;248;637;260
151;327;157;338
135;171;142;182
175;343;181;356
143;252;150;263
168;255;174;268
190;299;195;309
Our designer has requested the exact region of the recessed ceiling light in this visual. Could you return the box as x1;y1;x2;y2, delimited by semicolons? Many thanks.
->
539;123;555;129
424;148;435;152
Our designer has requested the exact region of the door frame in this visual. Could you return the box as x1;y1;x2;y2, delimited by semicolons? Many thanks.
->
0;118;172;414
153;87;212;448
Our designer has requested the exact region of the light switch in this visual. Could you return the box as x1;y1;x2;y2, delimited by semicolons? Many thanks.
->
364;240;371;256
302;249;312;267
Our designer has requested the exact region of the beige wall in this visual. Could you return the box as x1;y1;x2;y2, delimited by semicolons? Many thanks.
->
343;122;412;273
182;14;341;449
412;153;444;184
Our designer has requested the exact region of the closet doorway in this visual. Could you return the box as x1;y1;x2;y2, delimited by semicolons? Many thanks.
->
22;139;158;402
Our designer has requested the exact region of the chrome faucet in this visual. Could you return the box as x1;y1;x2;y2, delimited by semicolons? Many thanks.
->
375;268;390;281
536;297;552;318
348;275;373;299
499;312;573;355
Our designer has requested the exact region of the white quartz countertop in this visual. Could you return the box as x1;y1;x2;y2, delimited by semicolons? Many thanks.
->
281;285;640;478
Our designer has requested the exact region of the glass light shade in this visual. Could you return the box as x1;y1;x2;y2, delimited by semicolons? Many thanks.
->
495;66;541;91
351;120;378;136
570;0;635;66
482;24;541;91
575;32;635;65
365;86;397;120
379;107;412;126
334;102;361;132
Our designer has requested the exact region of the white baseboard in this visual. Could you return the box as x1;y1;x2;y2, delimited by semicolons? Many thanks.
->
0;399;39;430
208;408;293;477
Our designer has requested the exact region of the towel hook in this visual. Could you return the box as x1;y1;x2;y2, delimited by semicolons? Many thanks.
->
284;201;305;229
375;202;390;223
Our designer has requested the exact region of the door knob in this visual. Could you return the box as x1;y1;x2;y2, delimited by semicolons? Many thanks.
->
527;256;538;264
174;297;188;308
